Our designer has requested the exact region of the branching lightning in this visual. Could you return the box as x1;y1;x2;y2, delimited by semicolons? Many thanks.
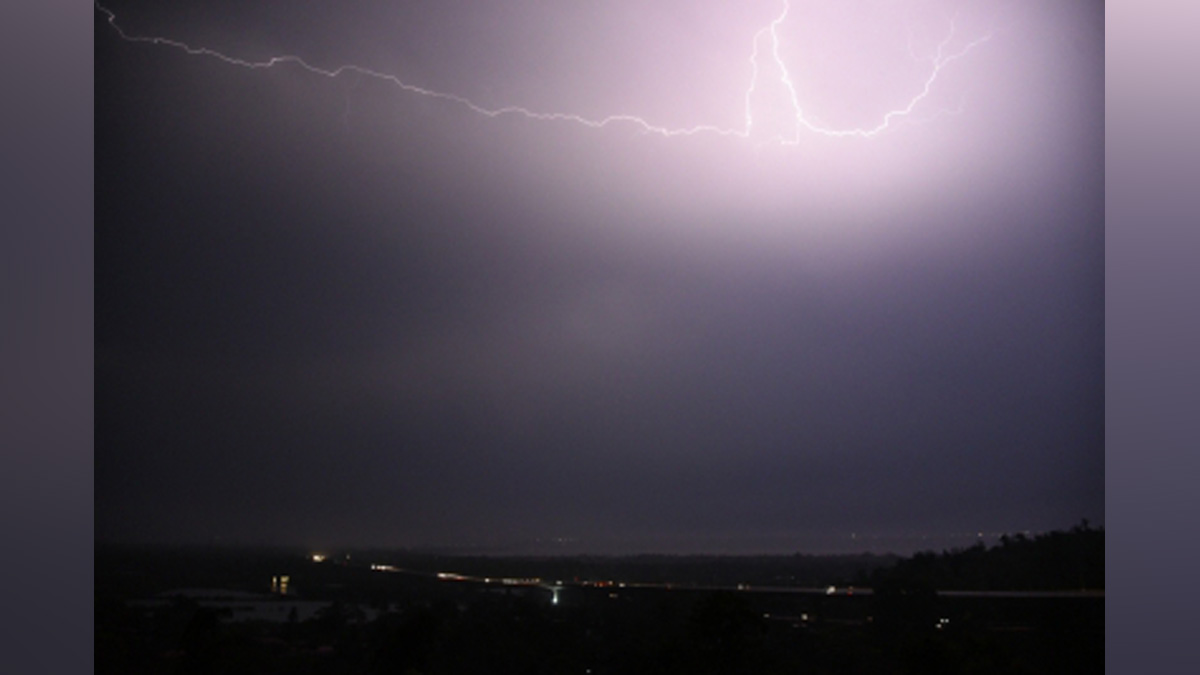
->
96;1;991;144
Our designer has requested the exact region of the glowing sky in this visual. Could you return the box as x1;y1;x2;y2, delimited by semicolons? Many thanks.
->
96;0;994;142
96;0;1102;553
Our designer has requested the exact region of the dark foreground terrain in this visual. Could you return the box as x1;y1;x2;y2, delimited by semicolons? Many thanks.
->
96;525;1102;674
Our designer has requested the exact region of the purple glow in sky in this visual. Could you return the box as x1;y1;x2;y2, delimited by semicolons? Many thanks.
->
96;1;1102;554
95;0;1092;240
97;0;991;142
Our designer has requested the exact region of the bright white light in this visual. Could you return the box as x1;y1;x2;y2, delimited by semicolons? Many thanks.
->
94;1;990;145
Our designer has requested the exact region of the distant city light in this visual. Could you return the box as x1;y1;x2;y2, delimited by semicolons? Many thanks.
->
311;553;326;563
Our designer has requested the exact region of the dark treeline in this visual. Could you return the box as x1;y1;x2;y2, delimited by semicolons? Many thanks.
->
870;520;1104;592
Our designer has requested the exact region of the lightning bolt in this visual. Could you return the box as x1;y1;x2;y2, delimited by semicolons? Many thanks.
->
95;1;991;144
746;3;992;142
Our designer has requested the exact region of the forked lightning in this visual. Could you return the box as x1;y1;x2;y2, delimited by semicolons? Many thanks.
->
96;1;991;143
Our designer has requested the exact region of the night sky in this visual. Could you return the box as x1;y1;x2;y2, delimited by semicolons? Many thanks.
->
95;0;1102;554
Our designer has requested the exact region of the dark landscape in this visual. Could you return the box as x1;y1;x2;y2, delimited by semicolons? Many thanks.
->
96;522;1102;674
